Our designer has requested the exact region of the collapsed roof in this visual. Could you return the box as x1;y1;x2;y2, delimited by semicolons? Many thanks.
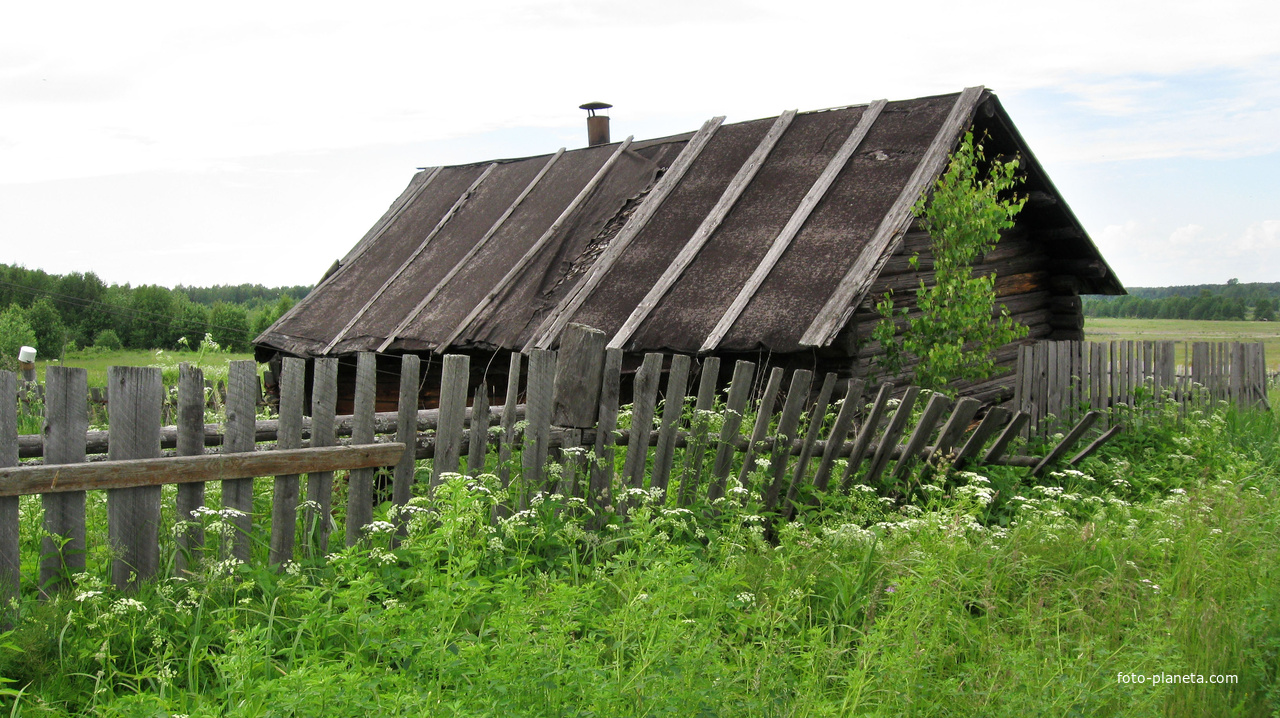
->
256;86;1122;360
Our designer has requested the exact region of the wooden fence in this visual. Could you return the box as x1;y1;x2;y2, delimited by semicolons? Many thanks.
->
1015;340;1270;435
3;325;1117;604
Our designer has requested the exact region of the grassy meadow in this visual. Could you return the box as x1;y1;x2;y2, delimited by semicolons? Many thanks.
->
34;348;257;390
1085;317;1280;372
2;393;1278;715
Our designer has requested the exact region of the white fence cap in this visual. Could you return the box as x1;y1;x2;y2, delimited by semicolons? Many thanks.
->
18;346;36;363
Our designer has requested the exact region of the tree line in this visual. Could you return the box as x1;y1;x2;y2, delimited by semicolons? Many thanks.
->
0;263;312;361
1084;280;1278;322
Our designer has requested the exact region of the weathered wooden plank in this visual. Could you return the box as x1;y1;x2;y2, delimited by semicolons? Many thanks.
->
220;361;257;563
381;150;566;353
551;323;607;427
395;355;423;510
1031;411;1101;476
467;379;490;476
762;369;813;512
678;356;720;506
651;354;692;495
607;111;797;350
269;357;305;567
39;367;88;597
708;360;756;501
782;372;836;517
812;379;864;493
304;358;338;557
521;350;556;502
0;373;16;616
702;101;887;352
498;353;523;490
107;366;163;590
863;386;920;487
324;164;498;355
890;391;949;482
840;383;893;492
528;117;726;350
589;348;624;518
345;353;377;546
927;397;981;465
801;86;986;347
736;366;785;489
433;354;470;484
953;406;1011;469
1069;424;1121;466
444;137;634;349
622;353;664;490
982;411;1030;464
175;363;206;575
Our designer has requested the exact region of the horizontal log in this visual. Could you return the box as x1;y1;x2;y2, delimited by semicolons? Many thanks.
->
0;443;405;497
852;291;1052;341
881;237;1039;275
867;257;1049;297
1056;258;1108;278
1048;312;1084;330
1048;295;1082;313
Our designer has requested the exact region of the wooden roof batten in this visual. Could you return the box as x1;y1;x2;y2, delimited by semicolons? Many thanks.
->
322;163;498;355
698;99;888;353
605;110;798;352
525;117;726;352
800;86;986;348
442;136;636;350
376;148;567;353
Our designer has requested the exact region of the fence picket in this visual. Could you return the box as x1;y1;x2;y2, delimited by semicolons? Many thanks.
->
521;349;556;503
433;354;470;484
1;372;19;615
709;360;755;501
40;367;88;597
175;363;205;574
345;353;377;546
589;348;623;519
396;355;422;507
890;392;950;482
498;352;523;492
305;358;338;557
467;379;490;476
813;379;863;493
864;386;919;487
679;357;720;506
762;369;812;512
651;354;691;495
269;357;304;567
783;372;836;518
841;383;893;492
737;367;784;490
107;366;164;590
623;353;664;491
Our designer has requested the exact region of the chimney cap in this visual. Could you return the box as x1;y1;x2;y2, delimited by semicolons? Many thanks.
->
579;101;612;116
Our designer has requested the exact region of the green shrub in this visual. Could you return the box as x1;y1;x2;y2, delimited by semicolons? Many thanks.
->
93;329;123;351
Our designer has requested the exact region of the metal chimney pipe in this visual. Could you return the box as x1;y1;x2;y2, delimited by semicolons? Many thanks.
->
580;101;612;146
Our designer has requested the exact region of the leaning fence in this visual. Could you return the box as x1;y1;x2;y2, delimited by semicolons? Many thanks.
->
4;326;1126;604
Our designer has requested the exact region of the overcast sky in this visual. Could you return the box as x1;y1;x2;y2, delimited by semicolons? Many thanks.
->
2;0;1278;290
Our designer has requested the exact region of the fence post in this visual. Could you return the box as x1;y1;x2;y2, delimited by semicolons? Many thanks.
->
467;380;490;477
762;369;812;512
222;361;257;564
305;358;338;557
40;366;88;598
0;372;19;619
345;353;377;547
395;355;422;502
433;354;469;485
621;353;663;491
175;363;206;575
588;348;623;521
678;357;720;506
651;354;691;496
520;350;556;505
551;324;606;428
269;357;305;567
107;366;163;590
497;352;523;495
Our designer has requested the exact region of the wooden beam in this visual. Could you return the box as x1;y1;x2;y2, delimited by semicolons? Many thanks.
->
1031;410;1100;476
701;100;886;353
801;86;985;347
1069;424;1121;466
443;137;634;350
0;444;405;498
377;150;565;353
525;118;725;351
604;111;797;351
323;163;497;354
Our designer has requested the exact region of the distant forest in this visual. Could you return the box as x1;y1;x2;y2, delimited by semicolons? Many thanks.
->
1084;281;1279;322
0;262;312;357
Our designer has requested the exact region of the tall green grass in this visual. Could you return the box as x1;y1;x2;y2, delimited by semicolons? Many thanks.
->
2;400;1277;716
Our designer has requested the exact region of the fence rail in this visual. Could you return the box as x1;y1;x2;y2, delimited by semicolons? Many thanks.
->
4;326;1128;605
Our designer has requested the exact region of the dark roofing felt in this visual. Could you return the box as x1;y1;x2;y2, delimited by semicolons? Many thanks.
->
257;87;1123;359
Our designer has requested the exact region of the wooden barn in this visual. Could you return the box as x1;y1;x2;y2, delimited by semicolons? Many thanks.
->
254;86;1124;411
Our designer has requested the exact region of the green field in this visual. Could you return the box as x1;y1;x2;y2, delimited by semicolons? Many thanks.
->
34;348;257;389
1085;317;1280;371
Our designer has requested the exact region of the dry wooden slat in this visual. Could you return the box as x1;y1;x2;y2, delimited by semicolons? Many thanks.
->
0;373;16;616
708;360;756;501
433;354;470;484
396;356;422;507
782;372;837;518
651;354;692;495
381;150;566;353
890;392;950;482
952;407;1010;469
589;348;624;518
1031;411;1101;476
345;353;377;547
678;356;720;506
1230;342;1244;404
840;383;894;492
927;397;982;464
304;358;338;557
812;379;864;493
528;117;726;350
269;357;305;567
982;411;1030;464
622;353;664;490
467;379;490;476
175;363;206;575
1069;425;1121;466
39;366;88;597
762;370;813;512
702;101;887;352
324;164;498;355
736;366;785;489
521;350;556;502
444;138;634;349
801;86;986;347
220;361;258;563
863;386;920;487
607;111;797;350
107;366;163;590
497;353;523;490
551;323;607;428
